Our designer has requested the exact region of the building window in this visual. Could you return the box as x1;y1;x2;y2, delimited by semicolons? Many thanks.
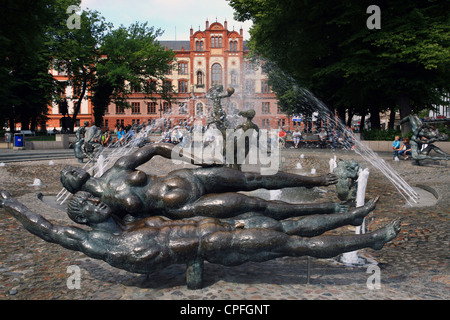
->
277;103;283;114
261;80;270;93
131;102;140;114
245;61;255;74
178;80;188;93
196;40;204;51
244;79;255;93
211;36;222;48
178;62;188;75
163;102;171;114
262;102;270;114
147;102;157;114
116;104;125;114
196;103;204;116
165;65;172;75
211;63;222;85
230;40;238;51
163;80;172;93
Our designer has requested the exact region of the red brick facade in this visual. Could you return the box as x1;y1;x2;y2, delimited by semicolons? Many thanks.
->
46;20;290;132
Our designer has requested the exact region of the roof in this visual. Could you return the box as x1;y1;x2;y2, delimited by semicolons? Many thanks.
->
158;41;191;51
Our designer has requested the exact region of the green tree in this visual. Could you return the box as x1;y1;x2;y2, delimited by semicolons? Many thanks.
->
0;0;64;132
228;0;450;133
91;22;176;126
51;8;111;132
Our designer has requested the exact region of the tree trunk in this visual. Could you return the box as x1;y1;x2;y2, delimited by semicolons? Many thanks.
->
397;93;411;137
69;71;89;133
388;106;396;130
337;105;346;125
369;105;381;130
346;109;353;127
359;110;366;132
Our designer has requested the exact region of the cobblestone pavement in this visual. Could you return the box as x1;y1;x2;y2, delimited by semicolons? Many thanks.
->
0;148;448;301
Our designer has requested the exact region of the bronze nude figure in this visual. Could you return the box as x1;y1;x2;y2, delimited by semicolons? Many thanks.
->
401;114;450;164
60;142;344;222
0;190;401;289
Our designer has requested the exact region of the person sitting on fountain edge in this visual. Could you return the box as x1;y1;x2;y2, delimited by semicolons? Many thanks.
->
60;142;345;222
0;189;401;278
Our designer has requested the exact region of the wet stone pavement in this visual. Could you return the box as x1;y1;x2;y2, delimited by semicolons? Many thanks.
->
0;148;448;301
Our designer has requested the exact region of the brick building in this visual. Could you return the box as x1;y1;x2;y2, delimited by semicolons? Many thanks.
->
46;20;290;132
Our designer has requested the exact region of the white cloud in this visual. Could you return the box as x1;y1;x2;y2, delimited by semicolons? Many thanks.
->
80;0;252;40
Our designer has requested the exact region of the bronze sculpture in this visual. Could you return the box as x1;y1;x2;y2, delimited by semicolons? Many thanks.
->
333;159;360;202
0;190;400;289
72;121;103;163
61;143;344;222
401;114;450;164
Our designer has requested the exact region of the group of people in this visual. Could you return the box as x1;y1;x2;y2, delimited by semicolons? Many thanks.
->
161;127;191;146
392;135;412;160
279;126;355;150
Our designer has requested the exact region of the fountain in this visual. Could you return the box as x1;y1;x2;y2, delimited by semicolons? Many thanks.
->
0;61;414;290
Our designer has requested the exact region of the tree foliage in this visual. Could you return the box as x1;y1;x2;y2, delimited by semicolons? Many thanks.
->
92;22;176;126
1;0;176;132
0;0;68;132
228;0;450;131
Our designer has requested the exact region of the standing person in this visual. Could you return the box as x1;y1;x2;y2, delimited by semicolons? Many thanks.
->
392;136;402;160
292;128;302;148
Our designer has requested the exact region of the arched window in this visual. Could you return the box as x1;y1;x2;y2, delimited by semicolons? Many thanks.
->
196;41;199;51
218;37;222;48
230;40;237;51
200;41;204;51
211;63;222;85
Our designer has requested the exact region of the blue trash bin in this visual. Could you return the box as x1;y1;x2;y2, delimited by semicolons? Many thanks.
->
14;134;24;148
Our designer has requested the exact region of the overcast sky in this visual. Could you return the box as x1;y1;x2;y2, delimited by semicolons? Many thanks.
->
80;0;253;40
